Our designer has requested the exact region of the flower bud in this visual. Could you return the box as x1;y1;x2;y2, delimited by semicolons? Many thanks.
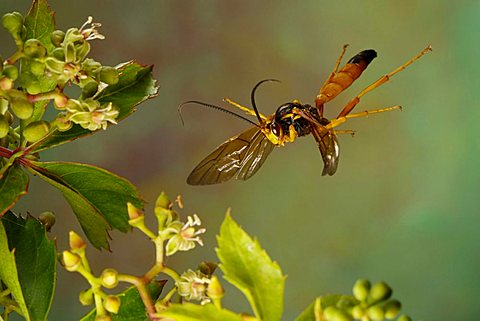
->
369;281;392;303
69;231;87;251
95;314;112;321
353;279;371;301
38;211;56;231
397;315;412;321
45;57;65;74
26;81;42;95
207;275;224;300
23;120;50;142
101;268;119;289
155;192;171;209
51;30;65;47
0;76;13;90
23;38;47;58
82;58;102;74
127;202;143;220
384;299;402;319
54;112;73;131
2;12;23;34
198;261;218;276
104;295;120;314
3;64;18;81
10;97;33;119
62;250;82;271
75;41;91;61
323;306;352;321
367;305;384;321
29;61;45;77
54;93;68;109
52;47;65;61
80;80;98;99
64;42;76;63
99;67;119;85
79;289;94;306
0;114;9;138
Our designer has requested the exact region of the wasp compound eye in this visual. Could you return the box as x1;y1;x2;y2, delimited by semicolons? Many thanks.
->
270;122;282;137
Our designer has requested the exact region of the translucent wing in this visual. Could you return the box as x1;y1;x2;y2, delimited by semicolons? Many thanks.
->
187;126;275;185
311;125;340;176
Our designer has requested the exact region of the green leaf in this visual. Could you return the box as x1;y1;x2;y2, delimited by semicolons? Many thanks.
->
216;212;286;321
24;0;55;52
27;161;144;249
80;281;166;321
0;212;56;321
32;62;158;152
158;303;245;321
0;163;29;217
0;216;29;320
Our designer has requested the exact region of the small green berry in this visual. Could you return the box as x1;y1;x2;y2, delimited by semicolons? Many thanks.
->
397;315;412;321
384;300;402;319
99;66;119;85
10;97;33;119
369;281;392;302
0;114;10;138
23;120;50;142
367;305;385;321
353;279;371;301
2;12;23;34
38;211;56;231
51;30;65;47
3;64;18;81
23;38;47;58
351;305;364;319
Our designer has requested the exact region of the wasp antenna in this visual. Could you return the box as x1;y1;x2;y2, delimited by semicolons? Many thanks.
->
251;79;281;123
178;100;259;127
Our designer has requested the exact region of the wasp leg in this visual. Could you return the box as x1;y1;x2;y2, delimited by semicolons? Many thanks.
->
337;45;432;118
223;97;268;120
334;129;356;136
328;105;402;129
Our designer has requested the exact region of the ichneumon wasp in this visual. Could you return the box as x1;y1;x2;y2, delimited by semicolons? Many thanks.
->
181;45;431;185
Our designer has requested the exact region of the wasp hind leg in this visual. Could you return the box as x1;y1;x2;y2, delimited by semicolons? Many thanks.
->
336;45;432;118
334;129;356;136
328;105;402;129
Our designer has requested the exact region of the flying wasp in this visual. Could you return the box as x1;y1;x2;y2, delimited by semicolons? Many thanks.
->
182;45;431;185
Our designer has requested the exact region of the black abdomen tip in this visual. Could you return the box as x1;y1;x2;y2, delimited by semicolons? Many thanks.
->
347;49;377;65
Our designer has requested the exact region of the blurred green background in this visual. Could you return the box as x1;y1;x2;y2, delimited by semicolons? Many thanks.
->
2;0;479;320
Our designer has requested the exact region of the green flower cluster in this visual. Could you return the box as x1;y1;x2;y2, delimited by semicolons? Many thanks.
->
322;279;415;321
0;12;120;147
